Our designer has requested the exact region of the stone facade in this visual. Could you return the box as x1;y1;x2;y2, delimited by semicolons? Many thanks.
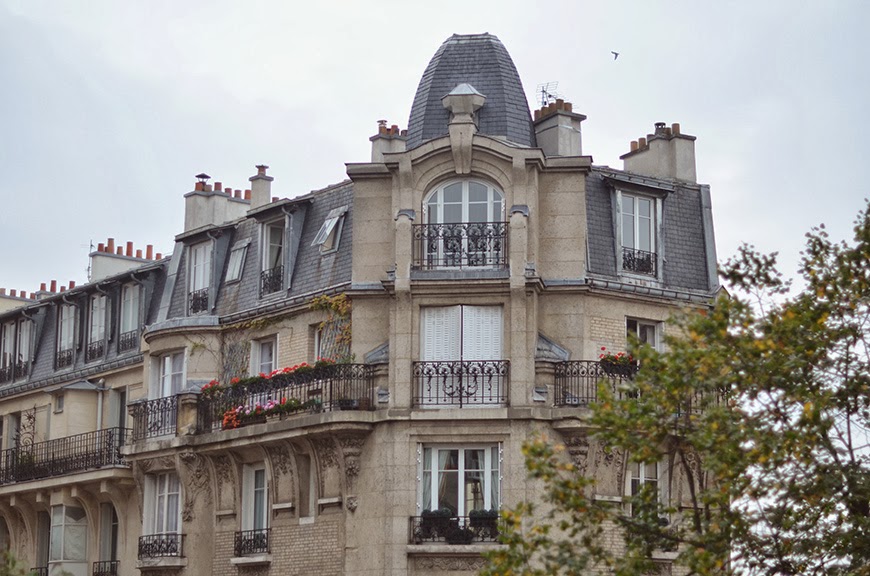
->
0;33;717;576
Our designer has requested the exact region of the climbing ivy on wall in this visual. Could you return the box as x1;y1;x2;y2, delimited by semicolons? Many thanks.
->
309;293;352;362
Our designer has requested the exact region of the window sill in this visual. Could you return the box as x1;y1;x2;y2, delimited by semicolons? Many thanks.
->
230;554;271;567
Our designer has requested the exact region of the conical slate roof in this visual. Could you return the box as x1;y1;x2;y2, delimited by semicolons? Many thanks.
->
406;33;536;150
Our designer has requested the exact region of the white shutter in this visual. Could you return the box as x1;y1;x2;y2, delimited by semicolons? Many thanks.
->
461;306;502;360
421;306;461;361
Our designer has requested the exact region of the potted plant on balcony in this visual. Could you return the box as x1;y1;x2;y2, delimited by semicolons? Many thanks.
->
598;347;635;377
420;508;454;538
468;508;499;537
444;523;475;545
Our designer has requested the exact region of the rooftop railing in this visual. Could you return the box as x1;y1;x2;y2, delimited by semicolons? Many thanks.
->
260;265;284;297
0;427;129;484
413;221;508;269
85;340;105;362
130;396;178;441
118;330;139;353
197;364;375;432
55;348;74;369
189;287;209;315
412;360;509;407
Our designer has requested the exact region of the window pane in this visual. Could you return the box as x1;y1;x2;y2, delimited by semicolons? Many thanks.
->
254;469;267;529
622;213;635;248
468;202;487;222
65;525;87;561
623;195;635;215
638;217;651;251
490;446;500;508
437;450;459;514
443;203;462;224
468;182;487;203
638;198;651;218
443;183;462;204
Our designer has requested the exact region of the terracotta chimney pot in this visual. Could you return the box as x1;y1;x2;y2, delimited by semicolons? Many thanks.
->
126;241;133;256
146;245;153;259
50;280;57;292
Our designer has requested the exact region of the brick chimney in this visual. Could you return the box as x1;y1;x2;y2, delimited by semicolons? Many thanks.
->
370;121;407;163
621;122;697;183
249;165;274;210
533;99;586;157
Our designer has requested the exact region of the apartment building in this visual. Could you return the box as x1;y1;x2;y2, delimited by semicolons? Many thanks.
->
0;33;718;576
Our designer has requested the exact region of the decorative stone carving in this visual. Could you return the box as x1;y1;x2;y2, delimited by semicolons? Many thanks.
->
415;556;487;570
179;451;212;522
563;434;590;476
214;455;234;486
345;496;358;512
339;436;365;493
312;437;338;469
266;444;293;477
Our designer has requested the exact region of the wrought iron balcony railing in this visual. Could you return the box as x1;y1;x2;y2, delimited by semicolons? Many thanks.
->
189;287;209;315
554;360;637;406
412;360;509;407
413;221;508;269
198;364;375;432
260;265;284;297
409;514;502;544
85;340;105;362
13;360;27;380
92;560;119;576
118;330;139;353
234;528;270;556
622;247;657;276
30;567;48;576
0;427;129;485
131;396;178;441
55;348;74;369
0;364;11;384
138;533;184;559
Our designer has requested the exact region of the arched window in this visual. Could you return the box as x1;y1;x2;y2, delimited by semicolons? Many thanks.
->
417;180;507;269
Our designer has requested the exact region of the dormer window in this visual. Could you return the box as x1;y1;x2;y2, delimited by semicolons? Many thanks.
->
188;242;211;314
119;283;140;352
311;206;347;254
261;220;285;297
415;180;507;269
56;304;77;369
226;240;249;284
86;294;107;362
616;191;660;277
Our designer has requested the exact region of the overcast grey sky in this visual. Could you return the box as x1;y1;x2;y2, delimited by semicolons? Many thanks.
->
1;0;867;294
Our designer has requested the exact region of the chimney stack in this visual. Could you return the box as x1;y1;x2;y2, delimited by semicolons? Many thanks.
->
249;165;274;210
620;122;697;183
533;99;586;157
370;120;407;162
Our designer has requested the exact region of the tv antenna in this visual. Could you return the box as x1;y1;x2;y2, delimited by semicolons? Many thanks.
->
536;82;560;107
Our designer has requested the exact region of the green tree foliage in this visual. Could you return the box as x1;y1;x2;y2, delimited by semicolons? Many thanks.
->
482;203;870;575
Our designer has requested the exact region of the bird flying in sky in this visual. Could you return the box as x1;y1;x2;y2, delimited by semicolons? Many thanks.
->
611;51;619;60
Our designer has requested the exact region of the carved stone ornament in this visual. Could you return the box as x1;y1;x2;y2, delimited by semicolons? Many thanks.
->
563;434;590;476
179;451;212;522
266;444;293;477
415;556;487;570
339;436;365;491
214;455;234;486
312;437;339;469
345;496;358;512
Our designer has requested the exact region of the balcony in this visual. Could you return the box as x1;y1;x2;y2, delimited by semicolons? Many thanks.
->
93;560;119;576
413;221;508;269
138;533;184;559
554;360;636;406
412;360;509;407
131;396;178;441
234;528;270;556
260;265;284;297
30;567;48;576
409;515;501;545
188;287;209;315
13;360;27;380
198;364;374;432
118;330;139;353
622;247;657;276
56;348;74;369
0;364;10;384
0;427;129;485
85;340;105;362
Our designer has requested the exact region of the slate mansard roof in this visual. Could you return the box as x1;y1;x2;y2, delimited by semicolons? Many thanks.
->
406;33;537;150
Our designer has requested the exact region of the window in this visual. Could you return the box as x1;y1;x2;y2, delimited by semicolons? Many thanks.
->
226;240;249;283
416;305;506;406
49;505;87;562
188;242;211;314
0;322;13;383
54;394;64;413
86;294;107;362
16;320;30;378
251;337;276;376
618;192;658;276
627;318;659;350
419;445;501;516
627;459;669;517
153;472;181;535
158;352;185;397
56;304;76;369
311;206;347;254
119;283;140;351
296;453;315;518
261;220;285;296
238;464;270;555
420;180;506;268
99;503;119;563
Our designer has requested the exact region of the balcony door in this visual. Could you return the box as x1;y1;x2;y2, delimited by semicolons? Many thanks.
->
419;306;502;406
424;180;504;268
